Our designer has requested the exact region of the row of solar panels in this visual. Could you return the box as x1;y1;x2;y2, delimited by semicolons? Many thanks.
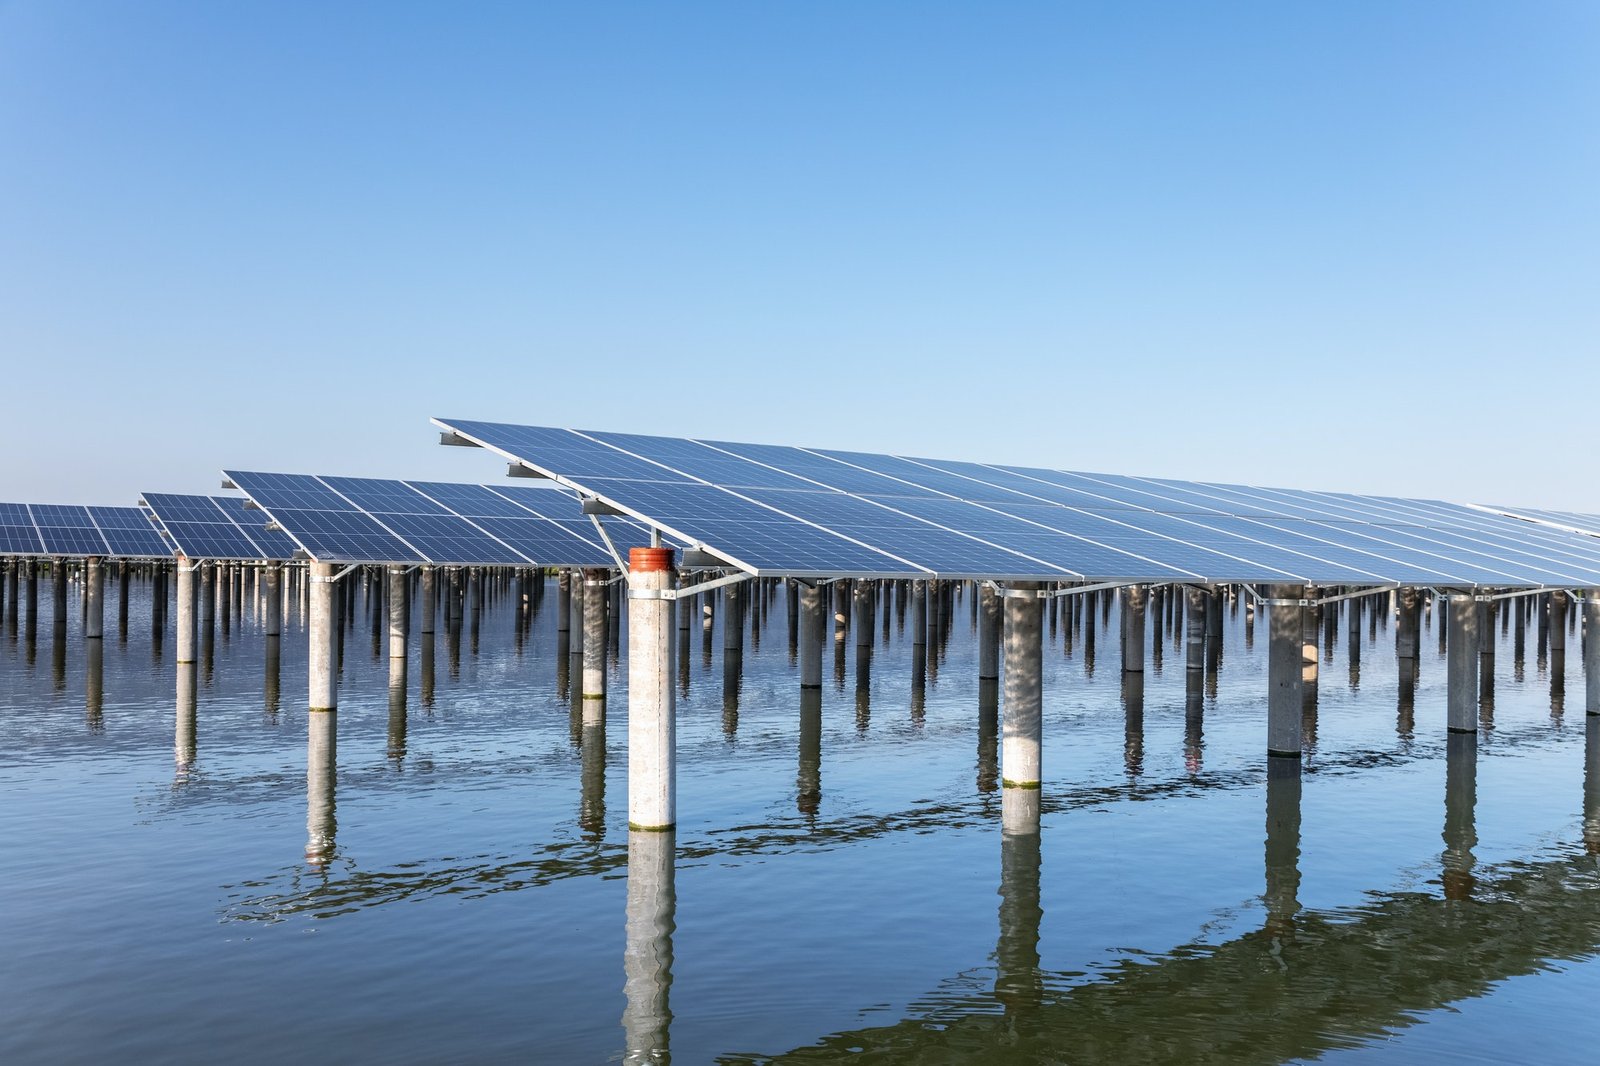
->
0;496;314;562
0;481;622;569
428;418;1600;590
6;419;1600;588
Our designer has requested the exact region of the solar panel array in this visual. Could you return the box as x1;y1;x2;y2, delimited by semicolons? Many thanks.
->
432;418;1600;589
220;472;632;567
0;502;171;559
141;494;301;561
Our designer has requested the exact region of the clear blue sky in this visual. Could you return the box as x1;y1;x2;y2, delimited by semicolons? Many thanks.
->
2;1;1596;507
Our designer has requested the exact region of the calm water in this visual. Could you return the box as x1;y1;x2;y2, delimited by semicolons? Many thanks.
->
3;575;1599;1064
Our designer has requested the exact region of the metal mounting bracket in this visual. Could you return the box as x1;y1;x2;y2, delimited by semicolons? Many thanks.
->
628;571;753;601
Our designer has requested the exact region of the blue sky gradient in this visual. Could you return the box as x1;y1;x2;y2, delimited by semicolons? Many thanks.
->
2;1;1596;507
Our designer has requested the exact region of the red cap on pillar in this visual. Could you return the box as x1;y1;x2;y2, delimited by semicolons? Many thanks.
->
630;547;675;573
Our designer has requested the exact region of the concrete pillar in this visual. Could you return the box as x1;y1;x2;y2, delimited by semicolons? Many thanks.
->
978;583;1001;681
1268;584;1304;757
176;562;197;666
51;561;67;628
388;566;408;691
1300;587;1319;683
583;572;608;703
1185;585;1205;672
1551;591;1569;653
622;830;676;1065
798;582;823;689
83;557;104;640
262;564;282;638
199;562;215;638
724;582;744;655
418;566;435;636
569;574;585;657
309;562;338;713
628;547;676;830
1447;593;1479;733
1120;585;1146;674
1001;583;1043;834
1551;592;1569;692
1396;586;1420;660
1586;591;1600;716
912;580;928;646
23;559;38;638
175;560;198;768
852;581;873;649
117;562;130;637
4;560;16;631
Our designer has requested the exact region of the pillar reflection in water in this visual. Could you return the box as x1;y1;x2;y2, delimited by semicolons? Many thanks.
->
798;688;822;817
676;623;691;699
264;636;281;719
977;679;999;794
555;630;570;702
1081;605;1096;678
1550;650;1566;721
1584;716;1600;856
581;705;606;837
1264;757;1302;937
85;641;104;732
1396;658;1417;748
176;663;198;775
722;650;742;737
306;710;337;865
1443;733;1478;901
1122;671;1144;779
52;622;66;692
622;830;675;1066
854;650;870;733
995;803;1044;1022
1184;689;1204;774
387;682;408;766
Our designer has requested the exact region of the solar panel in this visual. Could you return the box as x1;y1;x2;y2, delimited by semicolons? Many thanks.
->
403;482;616;567
433;418;1600;589
0;503;45;555
142;494;298;561
221;472;625;567
88;506;173;558
31;504;111;555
